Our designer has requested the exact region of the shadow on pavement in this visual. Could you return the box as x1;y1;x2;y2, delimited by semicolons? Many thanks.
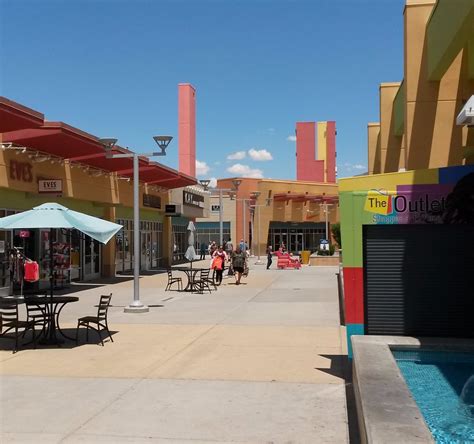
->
316;354;361;444
0;328;118;352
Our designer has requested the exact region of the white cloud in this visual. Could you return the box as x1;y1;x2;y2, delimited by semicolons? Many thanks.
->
227;163;264;178
286;135;297;142
196;160;210;176
208;177;217;188
227;151;246;160
341;162;367;176
248;148;273;161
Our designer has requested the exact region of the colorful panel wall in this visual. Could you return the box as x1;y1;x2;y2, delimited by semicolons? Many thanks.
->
339;164;474;357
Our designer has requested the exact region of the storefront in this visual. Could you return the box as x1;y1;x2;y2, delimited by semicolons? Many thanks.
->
339;165;474;357
0;97;196;291
267;221;326;253
194;221;231;247
168;186;209;263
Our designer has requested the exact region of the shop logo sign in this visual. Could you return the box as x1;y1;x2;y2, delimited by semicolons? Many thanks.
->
38;179;62;194
364;186;449;224
364;190;393;215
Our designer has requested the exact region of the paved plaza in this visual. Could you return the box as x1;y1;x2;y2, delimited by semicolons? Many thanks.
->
0;262;351;443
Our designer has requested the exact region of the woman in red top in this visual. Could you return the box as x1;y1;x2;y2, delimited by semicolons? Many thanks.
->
211;245;228;285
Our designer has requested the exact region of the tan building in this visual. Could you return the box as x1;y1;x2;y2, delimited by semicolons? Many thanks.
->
368;0;474;174
197;178;338;257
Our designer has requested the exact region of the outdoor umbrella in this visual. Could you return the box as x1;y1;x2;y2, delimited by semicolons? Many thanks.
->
184;220;198;267
0;202;122;343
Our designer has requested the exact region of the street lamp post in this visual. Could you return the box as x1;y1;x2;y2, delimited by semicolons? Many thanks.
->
99;135;173;313
200;179;241;247
320;201;335;243
229;194;252;253
250;192;271;265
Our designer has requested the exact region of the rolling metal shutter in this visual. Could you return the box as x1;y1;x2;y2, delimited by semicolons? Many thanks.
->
363;224;474;337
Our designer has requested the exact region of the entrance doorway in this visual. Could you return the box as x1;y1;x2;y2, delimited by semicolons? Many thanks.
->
83;237;101;280
289;233;303;253
141;232;152;270
272;233;287;250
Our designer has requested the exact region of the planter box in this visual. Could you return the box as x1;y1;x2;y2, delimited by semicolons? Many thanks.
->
309;255;340;266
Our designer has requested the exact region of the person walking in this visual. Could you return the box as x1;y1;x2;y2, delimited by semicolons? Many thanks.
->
199;242;206;260
225;238;234;276
211;245;227;285
266;245;273;270
231;246;247;285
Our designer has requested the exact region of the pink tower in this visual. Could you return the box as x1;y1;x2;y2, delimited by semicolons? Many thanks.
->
178;83;196;178
295;121;336;183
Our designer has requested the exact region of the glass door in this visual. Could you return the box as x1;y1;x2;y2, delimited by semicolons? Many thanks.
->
273;232;287;250
140;232;152;270
83;237;101;280
289;233;303;254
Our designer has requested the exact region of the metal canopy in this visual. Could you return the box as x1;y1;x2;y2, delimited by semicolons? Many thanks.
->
0;97;45;132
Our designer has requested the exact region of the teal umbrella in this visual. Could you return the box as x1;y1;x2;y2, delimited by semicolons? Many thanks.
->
0;202;122;344
0;203;122;244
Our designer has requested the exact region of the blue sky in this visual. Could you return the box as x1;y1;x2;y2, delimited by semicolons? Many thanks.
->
0;0;404;181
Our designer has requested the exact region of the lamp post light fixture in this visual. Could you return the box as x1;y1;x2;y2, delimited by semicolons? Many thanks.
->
100;135;173;314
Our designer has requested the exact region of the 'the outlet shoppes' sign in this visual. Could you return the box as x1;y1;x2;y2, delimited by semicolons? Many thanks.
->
364;184;453;224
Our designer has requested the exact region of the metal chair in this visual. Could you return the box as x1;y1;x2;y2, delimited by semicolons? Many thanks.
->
203;269;217;291
0;302;37;353
166;269;183;291
193;269;213;294
76;293;113;346
25;299;52;339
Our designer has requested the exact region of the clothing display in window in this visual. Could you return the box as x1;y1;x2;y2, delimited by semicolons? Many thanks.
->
24;260;39;282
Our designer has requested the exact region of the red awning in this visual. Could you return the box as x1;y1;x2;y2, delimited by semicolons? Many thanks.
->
2;121;196;189
0;97;44;132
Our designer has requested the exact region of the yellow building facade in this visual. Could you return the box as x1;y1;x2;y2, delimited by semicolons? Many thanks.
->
368;0;474;174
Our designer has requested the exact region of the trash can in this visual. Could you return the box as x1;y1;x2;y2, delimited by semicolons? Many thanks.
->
300;250;311;265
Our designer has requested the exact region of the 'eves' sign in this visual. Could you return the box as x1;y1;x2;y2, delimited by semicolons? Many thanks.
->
38;179;63;194
10;160;33;182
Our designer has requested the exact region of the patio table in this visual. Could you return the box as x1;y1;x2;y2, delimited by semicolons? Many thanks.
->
172;267;208;291
23;295;79;344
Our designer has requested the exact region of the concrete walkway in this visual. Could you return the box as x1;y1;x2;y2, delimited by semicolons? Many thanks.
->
0;262;350;443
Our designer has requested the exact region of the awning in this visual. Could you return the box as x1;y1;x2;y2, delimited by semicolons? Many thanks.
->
0;97;44;132
1;121;196;189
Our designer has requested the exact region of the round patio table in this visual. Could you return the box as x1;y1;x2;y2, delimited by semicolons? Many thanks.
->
171;267;208;291
24;295;79;344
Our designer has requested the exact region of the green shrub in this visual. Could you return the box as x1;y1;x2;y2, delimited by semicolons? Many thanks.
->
331;223;341;248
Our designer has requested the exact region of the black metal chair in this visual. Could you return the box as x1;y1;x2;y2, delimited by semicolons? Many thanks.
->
166;269;183;291
76;293;113;346
0;302;37;353
25;299;52;339
193;269;213;294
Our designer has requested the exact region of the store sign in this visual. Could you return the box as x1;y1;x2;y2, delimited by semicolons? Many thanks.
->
211;205;221;213
364;185;451;224
19;230;30;238
38;179;62;194
165;204;181;217
143;194;161;209
183;190;204;208
10;160;33;183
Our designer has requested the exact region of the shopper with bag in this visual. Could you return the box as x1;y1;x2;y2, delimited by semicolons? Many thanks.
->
231;246;247;285
211;245;227;285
